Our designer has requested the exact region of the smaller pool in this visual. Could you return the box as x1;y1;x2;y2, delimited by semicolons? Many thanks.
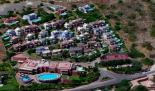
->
37;73;60;82
20;75;32;83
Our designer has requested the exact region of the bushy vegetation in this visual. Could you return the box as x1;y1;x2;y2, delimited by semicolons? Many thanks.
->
141;58;154;66
76;9;102;23
37;8;55;24
100;58;142;74
150;25;155;37
71;49;105;62
115;80;131;91
27;48;35;55
20;7;34;16
0;62;19;91
0;0;10;4
128;44;145;58
142;42;154;50
131;85;149;91
101;59;132;67
108;61;142;74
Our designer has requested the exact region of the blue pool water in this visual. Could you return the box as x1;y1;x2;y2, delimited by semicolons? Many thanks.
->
21;76;31;82
37;73;60;81
22;77;30;81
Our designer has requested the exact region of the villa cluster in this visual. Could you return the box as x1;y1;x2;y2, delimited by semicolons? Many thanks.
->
2;17;124;59
0;2;126;88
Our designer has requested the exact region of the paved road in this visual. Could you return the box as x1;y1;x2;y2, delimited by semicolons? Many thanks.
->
0;0;41;15
63;69;155;91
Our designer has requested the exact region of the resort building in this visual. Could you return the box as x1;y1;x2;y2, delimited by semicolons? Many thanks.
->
14;28;24;37
22;25;41;34
50;30;74;41
43;22;53;30
57;62;74;75
60;39;75;48
49;5;67;16
2;17;19;26
43;20;65;30
38;31;49;39
11;54;29;63
78;4;94;13
14;57;75;75
10;36;21;44
23;13;41;25
100;53;129;62
52;49;62;56
69;47;83;56
25;33;35;41
64;18;83;29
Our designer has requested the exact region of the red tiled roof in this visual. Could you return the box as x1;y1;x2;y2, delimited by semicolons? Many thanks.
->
2;17;17;23
11;54;28;63
49;62;58;69
101;54;129;61
57;62;73;70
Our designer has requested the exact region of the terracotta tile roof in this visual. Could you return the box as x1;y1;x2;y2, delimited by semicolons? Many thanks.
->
11;54;28;63
101;53;129;61
57;62;73;70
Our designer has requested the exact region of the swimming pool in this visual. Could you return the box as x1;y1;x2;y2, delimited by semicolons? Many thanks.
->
20;75;32;83
36;73;61;82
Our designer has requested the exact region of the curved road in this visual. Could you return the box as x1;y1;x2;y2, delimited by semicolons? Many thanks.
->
63;69;155;91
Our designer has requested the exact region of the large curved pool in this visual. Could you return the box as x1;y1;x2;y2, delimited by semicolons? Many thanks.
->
36;73;61;82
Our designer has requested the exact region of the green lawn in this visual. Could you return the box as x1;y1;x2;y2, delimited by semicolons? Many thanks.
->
0;75;19;91
0;62;19;91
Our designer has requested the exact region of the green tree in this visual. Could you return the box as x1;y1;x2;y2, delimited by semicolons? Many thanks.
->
62;49;70;58
142;42;154;50
128;44;145;58
115;80;131;91
70;76;82;85
142;58;154;66
131;85;148;91
27;48;35;55
114;22;122;31
150;25;155;37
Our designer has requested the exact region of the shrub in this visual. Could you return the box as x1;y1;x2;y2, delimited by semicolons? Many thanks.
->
131;85;149;91
142;42;154;50
141;58;154;66
150;25;155;37
128;44;145;58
